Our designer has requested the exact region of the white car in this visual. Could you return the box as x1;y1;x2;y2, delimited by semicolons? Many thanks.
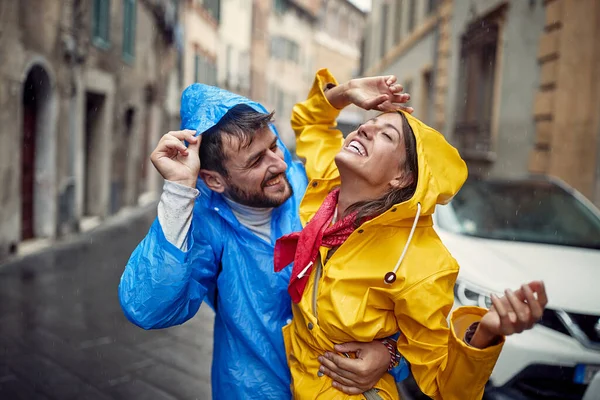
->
400;175;600;400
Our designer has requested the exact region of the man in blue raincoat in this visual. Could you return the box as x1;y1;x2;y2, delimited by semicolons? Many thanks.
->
119;72;411;399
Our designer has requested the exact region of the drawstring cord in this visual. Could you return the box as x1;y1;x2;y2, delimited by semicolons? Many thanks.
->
384;202;422;285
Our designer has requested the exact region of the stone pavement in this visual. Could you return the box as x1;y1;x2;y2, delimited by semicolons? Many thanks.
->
0;204;215;400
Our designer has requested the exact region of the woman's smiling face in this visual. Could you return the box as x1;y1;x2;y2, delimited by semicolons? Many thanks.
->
335;112;409;192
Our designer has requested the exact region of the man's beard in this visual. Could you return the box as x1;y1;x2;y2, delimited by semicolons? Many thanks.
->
224;173;293;208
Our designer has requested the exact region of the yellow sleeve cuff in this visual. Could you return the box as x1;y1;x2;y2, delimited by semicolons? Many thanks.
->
449;306;505;359
302;68;341;124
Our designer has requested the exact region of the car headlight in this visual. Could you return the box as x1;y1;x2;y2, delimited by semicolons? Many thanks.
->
454;281;492;309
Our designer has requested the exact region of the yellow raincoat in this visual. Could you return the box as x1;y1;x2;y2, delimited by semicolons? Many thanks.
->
282;69;504;400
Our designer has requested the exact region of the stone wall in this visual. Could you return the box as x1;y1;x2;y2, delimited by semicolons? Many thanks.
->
0;0;180;260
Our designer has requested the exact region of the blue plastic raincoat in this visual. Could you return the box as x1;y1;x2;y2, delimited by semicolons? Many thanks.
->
118;84;307;399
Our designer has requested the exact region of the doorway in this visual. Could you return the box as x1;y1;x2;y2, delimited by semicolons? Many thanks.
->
21;65;53;240
83;92;107;217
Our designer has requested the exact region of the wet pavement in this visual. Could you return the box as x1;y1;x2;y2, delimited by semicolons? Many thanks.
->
0;206;215;400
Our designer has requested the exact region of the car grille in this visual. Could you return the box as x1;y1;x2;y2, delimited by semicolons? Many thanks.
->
539;308;570;335
569;312;600;343
488;364;587;400
538;308;600;350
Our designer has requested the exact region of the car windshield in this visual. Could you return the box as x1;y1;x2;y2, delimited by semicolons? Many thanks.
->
436;179;600;250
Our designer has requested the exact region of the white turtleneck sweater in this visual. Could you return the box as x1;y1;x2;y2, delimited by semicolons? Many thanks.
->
157;181;273;251
222;196;273;243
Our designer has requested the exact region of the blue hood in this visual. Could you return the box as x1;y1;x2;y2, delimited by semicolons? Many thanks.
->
180;83;270;135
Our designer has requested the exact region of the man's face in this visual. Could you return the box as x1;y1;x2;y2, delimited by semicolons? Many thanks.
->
221;126;293;208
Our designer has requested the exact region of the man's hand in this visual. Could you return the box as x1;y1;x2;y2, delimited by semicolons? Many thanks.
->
326;75;414;114
150;130;201;188
470;281;548;349
317;341;391;395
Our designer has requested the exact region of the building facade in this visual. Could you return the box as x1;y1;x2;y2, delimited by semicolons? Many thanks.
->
250;0;272;104
0;0;371;260
183;0;219;88
528;0;600;206
363;0;600;206
314;0;366;135
0;0;182;259
250;0;366;149
217;0;252;96
262;0;319;152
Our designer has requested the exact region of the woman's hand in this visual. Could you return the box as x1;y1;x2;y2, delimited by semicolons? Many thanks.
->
326;75;414;113
317;340;391;394
470;281;548;349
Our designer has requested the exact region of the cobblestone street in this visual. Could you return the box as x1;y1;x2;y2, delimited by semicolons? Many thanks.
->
0;206;215;400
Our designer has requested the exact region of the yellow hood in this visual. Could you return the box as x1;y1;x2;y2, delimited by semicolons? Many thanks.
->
366;111;468;228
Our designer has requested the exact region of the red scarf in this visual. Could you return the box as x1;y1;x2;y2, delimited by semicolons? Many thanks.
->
274;189;357;303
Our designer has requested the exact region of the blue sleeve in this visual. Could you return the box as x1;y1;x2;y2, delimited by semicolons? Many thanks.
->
388;332;410;382
389;356;410;382
118;217;220;329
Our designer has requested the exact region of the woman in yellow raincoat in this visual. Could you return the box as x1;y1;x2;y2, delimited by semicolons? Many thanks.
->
274;69;548;400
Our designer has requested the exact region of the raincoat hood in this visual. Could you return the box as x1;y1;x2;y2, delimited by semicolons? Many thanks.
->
366;111;468;228
180;83;269;134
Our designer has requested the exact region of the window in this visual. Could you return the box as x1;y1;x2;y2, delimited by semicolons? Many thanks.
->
454;18;499;153
203;0;221;23
269;84;277;105
92;0;111;48
194;52;217;85
207;63;217;86
420;69;433;124
226;45;233;84
273;0;287;14
403;79;413;97
330;9;340;37
270;36;300;63
276;88;285;114
194;54;201;82
394;0;403;44
427;0;438;15
239;51;250;82
340;11;349;39
270;37;283;59
287;41;299;63
407;0;416;32
380;3;389;58
122;0;136;62
436;179;600;250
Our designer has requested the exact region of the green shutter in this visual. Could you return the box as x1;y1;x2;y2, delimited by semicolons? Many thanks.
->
93;0;100;38
123;0;136;62
205;0;221;23
92;0;111;48
194;54;200;82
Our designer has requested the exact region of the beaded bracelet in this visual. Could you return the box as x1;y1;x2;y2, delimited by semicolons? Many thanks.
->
380;338;400;371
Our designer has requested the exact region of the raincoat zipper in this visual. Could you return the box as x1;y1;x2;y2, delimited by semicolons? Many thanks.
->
311;256;323;322
312;248;336;322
